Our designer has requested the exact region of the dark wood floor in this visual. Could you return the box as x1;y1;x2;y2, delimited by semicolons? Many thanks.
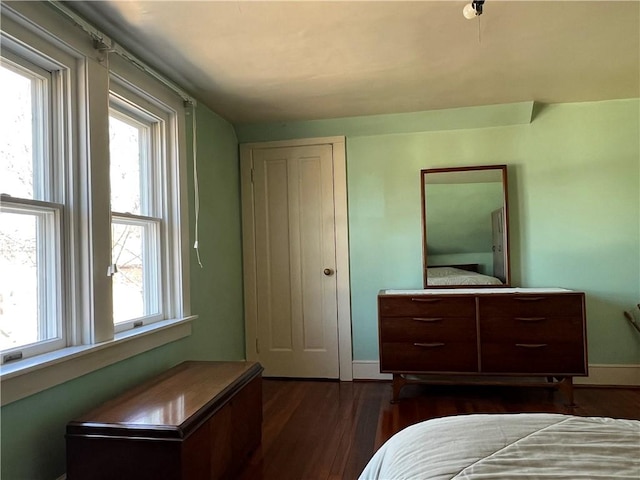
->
236;379;640;480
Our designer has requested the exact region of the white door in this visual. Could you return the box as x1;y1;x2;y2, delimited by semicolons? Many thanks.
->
243;143;340;378
491;207;506;283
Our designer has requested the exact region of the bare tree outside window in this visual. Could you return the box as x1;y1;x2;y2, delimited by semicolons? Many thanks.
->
0;65;34;199
1;64;42;350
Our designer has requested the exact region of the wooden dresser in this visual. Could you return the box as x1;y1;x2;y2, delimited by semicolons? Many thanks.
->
66;361;263;480
378;288;587;404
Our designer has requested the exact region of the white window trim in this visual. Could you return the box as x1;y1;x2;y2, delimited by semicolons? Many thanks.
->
108;90;167;332
111;213;164;332
0;316;194;406
1;22;72;360
0;196;66;358
0;2;194;406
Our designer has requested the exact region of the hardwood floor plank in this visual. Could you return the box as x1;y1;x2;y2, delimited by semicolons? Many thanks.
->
237;380;640;480
340;383;387;480
263;383;335;480
314;383;361;479
299;383;352;480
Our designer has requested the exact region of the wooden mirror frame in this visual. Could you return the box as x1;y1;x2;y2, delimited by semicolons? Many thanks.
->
421;164;510;288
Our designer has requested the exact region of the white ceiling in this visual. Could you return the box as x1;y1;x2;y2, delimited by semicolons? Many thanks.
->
68;1;640;125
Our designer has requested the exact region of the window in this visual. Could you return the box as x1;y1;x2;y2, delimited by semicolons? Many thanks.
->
104;70;190;337
109;100;163;330
0;51;66;360
0;2;192;404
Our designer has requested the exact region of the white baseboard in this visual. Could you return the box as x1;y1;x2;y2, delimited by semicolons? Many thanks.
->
352;361;640;386
352;361;392;381
574;364;640;386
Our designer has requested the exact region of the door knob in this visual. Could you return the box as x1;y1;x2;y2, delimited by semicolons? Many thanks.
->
323;268;334;276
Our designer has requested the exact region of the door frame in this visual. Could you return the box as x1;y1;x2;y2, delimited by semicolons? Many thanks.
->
240;136;352;381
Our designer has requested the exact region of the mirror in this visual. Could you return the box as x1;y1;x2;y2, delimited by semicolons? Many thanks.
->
421;165;510;287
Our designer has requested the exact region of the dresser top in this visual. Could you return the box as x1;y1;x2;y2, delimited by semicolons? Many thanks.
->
380;288;574;295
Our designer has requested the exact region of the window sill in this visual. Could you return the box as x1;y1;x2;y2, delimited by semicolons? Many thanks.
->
0;316;195;406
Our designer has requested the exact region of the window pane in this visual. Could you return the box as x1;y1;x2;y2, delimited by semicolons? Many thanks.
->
112;222;144;323
109;115;144;215
0;64;37;199
112;221;160;324
0;210;57;350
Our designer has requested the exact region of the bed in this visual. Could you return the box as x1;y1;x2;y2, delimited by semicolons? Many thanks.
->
359;413;640;479
427;266;503;286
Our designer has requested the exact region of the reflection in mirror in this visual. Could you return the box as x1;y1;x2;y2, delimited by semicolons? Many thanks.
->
421;165;509;287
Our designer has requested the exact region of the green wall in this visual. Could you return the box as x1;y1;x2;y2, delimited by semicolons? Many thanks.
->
187;106;246;361
236;99;640;364
0;104;244;480
426;182;503;256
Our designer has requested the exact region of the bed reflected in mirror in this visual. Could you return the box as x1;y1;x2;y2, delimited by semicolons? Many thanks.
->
421;165;510;287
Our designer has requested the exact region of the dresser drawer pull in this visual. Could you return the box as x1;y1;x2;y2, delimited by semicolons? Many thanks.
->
412;317;443;323
414;342;445;348
514;296;545;302
411;297;441;303
515;343;548;348
515;317;547;322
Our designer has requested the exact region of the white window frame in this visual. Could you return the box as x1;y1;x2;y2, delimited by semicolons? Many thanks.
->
1;34;67;361
0;51;52;200
111;214;163;329
107;59;191;329
0;2;193;406
0;198;65;359
109;97;166;331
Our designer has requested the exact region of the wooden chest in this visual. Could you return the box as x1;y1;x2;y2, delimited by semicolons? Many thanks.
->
66;361;263;480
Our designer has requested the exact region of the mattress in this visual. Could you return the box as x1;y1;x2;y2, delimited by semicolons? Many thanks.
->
427;267;503;286
359;413;640;479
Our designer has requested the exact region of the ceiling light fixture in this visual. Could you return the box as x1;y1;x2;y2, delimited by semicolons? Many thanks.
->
463;0;485;19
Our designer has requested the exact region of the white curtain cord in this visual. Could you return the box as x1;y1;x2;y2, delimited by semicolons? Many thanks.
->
191;104;204;268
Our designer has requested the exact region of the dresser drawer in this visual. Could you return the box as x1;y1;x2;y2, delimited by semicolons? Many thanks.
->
379;296;476;317
380;316;476;343
481;342;587;374
381;341;478;373
478;294;584;317
480;316;584;344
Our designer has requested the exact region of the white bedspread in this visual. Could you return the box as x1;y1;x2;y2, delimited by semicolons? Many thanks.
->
359;413;640;479
427;267;503;286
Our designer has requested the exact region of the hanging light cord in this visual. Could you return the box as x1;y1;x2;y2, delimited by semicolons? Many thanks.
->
191;104;204;268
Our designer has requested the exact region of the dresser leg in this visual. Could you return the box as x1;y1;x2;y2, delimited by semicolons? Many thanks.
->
558;376;576;408
391;374;406;403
